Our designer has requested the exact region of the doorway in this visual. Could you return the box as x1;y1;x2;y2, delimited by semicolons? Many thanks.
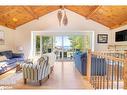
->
54;35;85;61
34;32;93;61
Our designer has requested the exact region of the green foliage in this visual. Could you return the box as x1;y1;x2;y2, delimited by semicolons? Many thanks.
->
69;35;84;51
42;36;53;53
36;36;40;52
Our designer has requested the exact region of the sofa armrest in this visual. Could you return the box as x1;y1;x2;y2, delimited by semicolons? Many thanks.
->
12;53;24;58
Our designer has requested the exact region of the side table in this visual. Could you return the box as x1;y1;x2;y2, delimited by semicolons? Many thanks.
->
16;62;22;72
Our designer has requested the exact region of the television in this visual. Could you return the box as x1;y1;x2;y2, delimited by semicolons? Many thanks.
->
115;29;127;42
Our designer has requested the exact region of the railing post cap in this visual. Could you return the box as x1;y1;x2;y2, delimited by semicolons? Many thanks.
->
124;50;127;54
88;49;91;52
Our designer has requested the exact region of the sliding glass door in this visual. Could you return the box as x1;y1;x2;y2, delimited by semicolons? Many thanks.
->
54;36;63;60
35;35;89;61
54;35;84;61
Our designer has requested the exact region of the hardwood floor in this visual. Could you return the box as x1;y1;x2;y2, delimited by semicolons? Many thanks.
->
0;61;93;89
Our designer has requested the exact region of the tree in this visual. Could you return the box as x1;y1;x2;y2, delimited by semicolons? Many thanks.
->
69;35;84;51
42;36;53;53
36;36;40;52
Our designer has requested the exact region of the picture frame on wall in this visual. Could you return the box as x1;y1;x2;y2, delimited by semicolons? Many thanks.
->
0;30;5;45
97;34;108;43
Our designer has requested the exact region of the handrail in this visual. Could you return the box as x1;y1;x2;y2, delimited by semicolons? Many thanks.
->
87;49;127;89
92;52;125;62
94;50;125;54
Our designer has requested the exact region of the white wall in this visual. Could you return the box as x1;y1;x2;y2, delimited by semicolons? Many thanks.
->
94;30;112;51
0;26;15;51
12;9;111;58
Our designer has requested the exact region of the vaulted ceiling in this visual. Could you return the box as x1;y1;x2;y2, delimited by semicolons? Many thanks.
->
0;6;127;29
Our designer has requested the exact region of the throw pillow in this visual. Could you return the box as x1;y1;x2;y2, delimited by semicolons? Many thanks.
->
0;56;7;62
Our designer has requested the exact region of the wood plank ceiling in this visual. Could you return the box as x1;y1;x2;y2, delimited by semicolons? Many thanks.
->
0;6;127;29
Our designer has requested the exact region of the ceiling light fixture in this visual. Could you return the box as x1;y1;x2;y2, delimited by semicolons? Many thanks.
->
12;18;18;22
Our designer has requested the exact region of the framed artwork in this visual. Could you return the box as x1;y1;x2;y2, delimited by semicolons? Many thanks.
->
0;30;5;45
97;34;108;43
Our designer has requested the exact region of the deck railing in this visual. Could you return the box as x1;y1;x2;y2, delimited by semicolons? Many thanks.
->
87;49;127;89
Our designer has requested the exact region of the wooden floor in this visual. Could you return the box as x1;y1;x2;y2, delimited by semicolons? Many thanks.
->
0;61;93;89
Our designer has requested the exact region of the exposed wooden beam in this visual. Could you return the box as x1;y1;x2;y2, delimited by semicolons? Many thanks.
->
86;6;102;19
23;6;39;19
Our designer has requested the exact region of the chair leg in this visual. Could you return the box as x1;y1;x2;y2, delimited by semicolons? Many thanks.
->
24;78;27;84
50;66;54;74
48;75;49;79
39;80;42;86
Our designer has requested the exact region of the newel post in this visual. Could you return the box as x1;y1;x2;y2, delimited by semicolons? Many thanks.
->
124;50;127;89
87;49;92;81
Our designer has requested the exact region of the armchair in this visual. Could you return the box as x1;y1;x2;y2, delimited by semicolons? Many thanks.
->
43;52;56;73
21;55;50;85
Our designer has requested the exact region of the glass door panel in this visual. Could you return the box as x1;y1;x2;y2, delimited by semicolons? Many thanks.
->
40;35;85;61
63;36;73;60
35;35;88;60
54;36;63;60
42;36;53;54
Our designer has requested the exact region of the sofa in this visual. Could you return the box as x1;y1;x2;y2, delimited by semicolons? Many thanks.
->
0;50;24;74
74;51;106;76
74;52;87;75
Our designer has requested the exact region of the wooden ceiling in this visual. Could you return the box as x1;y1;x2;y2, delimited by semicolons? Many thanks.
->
0;6;59;29
0;6;127;29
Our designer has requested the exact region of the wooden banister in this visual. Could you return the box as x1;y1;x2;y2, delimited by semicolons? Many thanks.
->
124;50;127;89
88;50;126;89
87;49;92;81
92;52;125;62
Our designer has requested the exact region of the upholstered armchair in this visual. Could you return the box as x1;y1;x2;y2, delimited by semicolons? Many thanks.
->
21;55;50;85
43;52;56;73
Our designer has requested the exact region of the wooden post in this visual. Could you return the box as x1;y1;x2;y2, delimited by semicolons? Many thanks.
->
87;49;92;81
39;80;42;86
24;79;27;84
124;50;127;89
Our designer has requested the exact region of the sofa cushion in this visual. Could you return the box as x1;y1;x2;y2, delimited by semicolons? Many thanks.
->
12;58;24;62
6;59;17;65
0;67;3;73
12;53;24;58
0;51;13;59
0;56;7;62
0;61;7;66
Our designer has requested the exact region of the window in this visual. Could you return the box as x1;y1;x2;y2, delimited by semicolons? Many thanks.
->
36;35;40;55
42;36;53;53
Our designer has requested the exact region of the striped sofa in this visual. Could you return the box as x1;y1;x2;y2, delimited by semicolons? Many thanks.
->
21;55;50;85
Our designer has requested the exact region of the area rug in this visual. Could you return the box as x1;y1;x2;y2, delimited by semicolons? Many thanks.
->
0;72;22;85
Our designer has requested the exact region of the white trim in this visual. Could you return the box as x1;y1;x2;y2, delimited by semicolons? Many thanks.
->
31;31;95;57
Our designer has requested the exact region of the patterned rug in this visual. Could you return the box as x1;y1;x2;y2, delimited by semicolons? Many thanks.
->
0;72;22;86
